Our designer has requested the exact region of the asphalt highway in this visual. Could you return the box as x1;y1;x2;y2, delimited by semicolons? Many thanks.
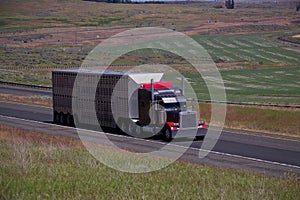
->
0;85;51;96
0;101;299;176
0;86;300;176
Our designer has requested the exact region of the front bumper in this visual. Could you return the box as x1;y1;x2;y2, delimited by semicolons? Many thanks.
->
171;127;207;139
170;120;207;139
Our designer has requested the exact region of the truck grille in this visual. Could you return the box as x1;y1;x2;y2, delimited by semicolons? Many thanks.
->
180;111;197;128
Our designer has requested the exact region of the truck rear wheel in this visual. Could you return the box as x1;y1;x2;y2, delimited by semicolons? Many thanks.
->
66;114;73;127
54;111;59;124
163;127;172;142
59;113;65;125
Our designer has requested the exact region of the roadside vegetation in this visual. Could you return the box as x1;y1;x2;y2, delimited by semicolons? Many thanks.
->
184;66;300;104
0;93;52;107
0;0;297;31
199;103;300;137
0;125;299;199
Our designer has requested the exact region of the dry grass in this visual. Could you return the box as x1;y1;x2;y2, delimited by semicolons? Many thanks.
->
0;125;83;148
0;125;299;199
0;93;52;107
200;103;300;137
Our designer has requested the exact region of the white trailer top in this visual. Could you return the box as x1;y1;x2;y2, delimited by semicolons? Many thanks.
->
53;69;163;84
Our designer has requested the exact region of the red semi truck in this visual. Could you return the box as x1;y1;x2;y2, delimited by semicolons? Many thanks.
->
52;69;206;141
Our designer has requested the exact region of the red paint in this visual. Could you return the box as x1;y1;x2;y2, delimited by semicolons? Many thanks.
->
198;120;207;129
166;121;174;128
166;121;179;131
140;81;173;89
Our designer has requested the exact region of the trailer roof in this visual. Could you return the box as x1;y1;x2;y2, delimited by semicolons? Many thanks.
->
53;69;164;83
53;69;162;76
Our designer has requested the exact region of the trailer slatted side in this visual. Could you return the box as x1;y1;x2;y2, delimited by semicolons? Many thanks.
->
52;69;163;128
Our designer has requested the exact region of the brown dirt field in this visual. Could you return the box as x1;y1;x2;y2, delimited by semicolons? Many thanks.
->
1;19;294;49
0;27;126;48
1;1;298;48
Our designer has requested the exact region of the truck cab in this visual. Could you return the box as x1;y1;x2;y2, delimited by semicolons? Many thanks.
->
131;80;206;141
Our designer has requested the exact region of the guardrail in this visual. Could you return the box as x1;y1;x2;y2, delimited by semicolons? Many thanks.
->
1;80;299;108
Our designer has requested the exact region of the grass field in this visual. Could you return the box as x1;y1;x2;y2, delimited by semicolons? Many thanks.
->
1;33;299;104
199;103;300;136
0;93;52;107
193;34;300;68
182;66;300;103
0;126;299;199
0;0;296;31
0;0;299;104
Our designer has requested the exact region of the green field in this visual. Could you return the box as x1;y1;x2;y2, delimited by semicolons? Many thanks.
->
194;34;300;68
1;33;300;103
0;126;299;199
181;66;300;103
165;33;300;103
199;103;300;136
0;0;299;105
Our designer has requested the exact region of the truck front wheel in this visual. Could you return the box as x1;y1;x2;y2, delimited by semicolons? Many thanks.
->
163;127;172;142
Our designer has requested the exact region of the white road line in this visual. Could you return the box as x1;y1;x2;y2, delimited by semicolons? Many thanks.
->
0;114;300;170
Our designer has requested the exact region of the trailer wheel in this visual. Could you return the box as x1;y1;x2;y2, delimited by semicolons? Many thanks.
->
54;111;59;124
66;114;73;127
59;113;65;125
163;127;172;142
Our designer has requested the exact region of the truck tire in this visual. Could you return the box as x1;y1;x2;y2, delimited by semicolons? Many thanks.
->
66;114;73;127
54;111;59;124
59;112;65;125
163;127;172;142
